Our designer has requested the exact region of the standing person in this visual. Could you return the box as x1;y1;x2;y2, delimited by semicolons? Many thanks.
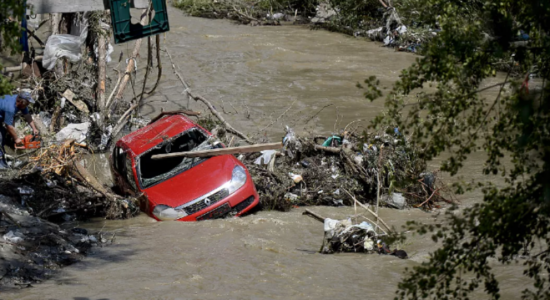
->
0;91;39;169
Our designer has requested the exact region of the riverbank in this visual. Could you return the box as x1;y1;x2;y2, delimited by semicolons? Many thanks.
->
0;173;110;290
171;0;436;53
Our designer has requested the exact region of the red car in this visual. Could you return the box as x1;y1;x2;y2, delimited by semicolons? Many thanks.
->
110;113;260;221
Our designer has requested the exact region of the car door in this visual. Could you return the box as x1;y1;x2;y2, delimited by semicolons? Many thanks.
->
112;146;137;196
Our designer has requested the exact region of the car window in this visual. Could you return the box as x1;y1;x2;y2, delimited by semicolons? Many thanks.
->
137;128;212;188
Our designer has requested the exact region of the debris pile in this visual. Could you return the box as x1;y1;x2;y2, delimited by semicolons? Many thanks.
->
0;194;110;288
303;209;407;258
2;140;139;221
241;127;451;212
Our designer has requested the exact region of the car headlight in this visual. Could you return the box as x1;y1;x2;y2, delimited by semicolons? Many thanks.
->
152;204;188;221
227;166;247;194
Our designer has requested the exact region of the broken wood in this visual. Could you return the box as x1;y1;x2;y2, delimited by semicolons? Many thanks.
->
3;65;23;72
112;8;149;107
151;142;283;160
97;31;107;110
63;89;89;113
342;189;393;233
303;209;325;223
314;145;341;153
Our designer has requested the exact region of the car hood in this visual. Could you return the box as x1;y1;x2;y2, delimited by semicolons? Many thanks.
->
143;156;237;208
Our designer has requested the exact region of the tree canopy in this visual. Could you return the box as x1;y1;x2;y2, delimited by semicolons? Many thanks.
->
0;0;26;95
365;0;550;298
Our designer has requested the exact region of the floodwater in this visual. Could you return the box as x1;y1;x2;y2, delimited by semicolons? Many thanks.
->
7;4;526;300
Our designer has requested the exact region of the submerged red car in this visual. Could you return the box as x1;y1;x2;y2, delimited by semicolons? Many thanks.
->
110;113;260;221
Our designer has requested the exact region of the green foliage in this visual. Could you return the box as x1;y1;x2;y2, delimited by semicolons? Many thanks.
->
0;0;26;95
327;0;383;28
367;0;550;298
173;0;318;18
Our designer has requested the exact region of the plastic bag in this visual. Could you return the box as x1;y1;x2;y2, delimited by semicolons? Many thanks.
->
282;126;302;159
43;26;88;70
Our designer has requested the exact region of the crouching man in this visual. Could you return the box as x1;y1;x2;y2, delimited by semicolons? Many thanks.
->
0;92;39;169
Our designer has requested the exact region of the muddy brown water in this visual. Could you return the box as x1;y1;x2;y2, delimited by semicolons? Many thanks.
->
6;4;528;300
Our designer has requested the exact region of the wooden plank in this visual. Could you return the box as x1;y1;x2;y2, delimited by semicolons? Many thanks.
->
151;142;283;160
27;0;149;14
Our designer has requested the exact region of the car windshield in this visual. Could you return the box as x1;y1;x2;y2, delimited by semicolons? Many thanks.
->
137;127;212;188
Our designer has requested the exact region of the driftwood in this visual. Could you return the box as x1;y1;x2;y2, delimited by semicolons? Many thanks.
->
303;209;325;223
151;142;283;160
314;145;341;153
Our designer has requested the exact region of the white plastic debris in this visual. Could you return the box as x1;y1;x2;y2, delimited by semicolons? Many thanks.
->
3;230;25;243
383;193;407;209
267;13;285;20
18;186;34;195
284;193;299;202
99;125;113;150
254;150;277;165
56;122;90;143
396;25;407;34
94;42;114;63
364;239;375;251
283;126;302;159
43;25;88;70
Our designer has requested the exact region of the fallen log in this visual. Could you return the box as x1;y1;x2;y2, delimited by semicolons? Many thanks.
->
151;142;283;160
302;209;325;223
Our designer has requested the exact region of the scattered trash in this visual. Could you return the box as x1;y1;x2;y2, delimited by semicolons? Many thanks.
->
3;230;25;243
282;126;302;159
254;150;277;165
284;193;299;202
55;122;91;143
382;193;407;209
303;209;407;258
322;135;342;147
289;172;303;183
267;13;285;20
311;1;337;23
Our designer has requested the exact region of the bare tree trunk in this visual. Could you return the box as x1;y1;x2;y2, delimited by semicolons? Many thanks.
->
50;13;60;35
50;13;64;76
97;34;107;111
110;9;149;110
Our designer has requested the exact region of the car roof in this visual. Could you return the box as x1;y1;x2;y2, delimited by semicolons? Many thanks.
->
117;114;198;156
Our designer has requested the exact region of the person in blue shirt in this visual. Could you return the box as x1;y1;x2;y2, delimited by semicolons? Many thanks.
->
0;91;39;169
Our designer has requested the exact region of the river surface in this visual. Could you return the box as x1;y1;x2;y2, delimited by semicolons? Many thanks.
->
6;4;526;300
